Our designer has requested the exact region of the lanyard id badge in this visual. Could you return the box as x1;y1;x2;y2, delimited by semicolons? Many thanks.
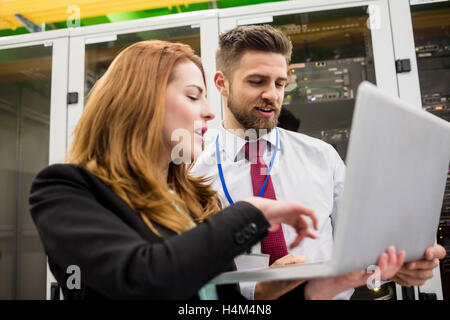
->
216;127;279;204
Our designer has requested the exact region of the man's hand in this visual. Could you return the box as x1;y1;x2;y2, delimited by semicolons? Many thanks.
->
254;254;307;300
392;244;446;287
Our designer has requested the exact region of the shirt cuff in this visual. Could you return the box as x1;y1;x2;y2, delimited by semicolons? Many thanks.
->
239;281;256;300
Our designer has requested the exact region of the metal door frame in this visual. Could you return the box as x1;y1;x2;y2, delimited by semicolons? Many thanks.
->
0;30;70;300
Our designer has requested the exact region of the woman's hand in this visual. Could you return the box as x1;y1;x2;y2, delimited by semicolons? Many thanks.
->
304;246;405;300
243;197;318;249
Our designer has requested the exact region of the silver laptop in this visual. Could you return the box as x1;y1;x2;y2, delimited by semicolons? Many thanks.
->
211;81;450;284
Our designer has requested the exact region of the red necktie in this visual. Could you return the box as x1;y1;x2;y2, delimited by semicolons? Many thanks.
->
244;140;288;265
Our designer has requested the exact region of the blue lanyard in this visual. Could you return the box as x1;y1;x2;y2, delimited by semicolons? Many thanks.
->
216;128;279;205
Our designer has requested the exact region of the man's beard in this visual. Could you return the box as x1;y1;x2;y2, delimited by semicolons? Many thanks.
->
227;91;280;134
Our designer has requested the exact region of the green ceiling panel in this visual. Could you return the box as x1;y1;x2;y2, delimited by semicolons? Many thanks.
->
0;1;287;37
79;16;111;26
216;0;284;9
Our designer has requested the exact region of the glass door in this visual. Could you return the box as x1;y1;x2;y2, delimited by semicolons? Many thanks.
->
411;0;450;300
219;0;398;300
68;26;200;150
67;12;221;149
412;2;449;119
273;6;377;161
0;37;68;299
84;26;201;94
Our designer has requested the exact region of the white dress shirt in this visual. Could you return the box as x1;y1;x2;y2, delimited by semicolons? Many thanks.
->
191;124;353;300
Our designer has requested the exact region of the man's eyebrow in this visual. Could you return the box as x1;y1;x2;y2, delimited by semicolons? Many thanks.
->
245;74;288;81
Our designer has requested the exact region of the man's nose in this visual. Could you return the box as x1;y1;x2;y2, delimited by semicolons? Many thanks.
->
261;83;279;103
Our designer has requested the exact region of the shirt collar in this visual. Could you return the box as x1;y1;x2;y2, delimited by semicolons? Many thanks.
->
218;122;280;162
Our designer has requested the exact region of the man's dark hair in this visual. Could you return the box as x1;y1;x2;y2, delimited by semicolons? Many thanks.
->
216;24;292;78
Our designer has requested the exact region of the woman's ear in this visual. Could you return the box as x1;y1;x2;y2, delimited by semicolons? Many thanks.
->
214;71;229;97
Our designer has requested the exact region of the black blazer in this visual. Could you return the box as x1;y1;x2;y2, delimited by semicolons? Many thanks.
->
29;164;271;300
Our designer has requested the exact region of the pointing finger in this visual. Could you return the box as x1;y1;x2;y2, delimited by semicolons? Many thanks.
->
295;204;317;230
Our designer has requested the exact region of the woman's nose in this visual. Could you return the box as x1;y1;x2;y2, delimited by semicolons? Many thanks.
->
201;101;215;122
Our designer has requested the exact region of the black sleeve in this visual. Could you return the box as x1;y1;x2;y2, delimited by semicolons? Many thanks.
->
29;165;270;299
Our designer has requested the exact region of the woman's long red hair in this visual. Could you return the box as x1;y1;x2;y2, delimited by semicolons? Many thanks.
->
67;40;220;235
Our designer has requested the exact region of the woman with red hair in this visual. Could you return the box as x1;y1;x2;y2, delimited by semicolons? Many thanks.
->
29;40;318;300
